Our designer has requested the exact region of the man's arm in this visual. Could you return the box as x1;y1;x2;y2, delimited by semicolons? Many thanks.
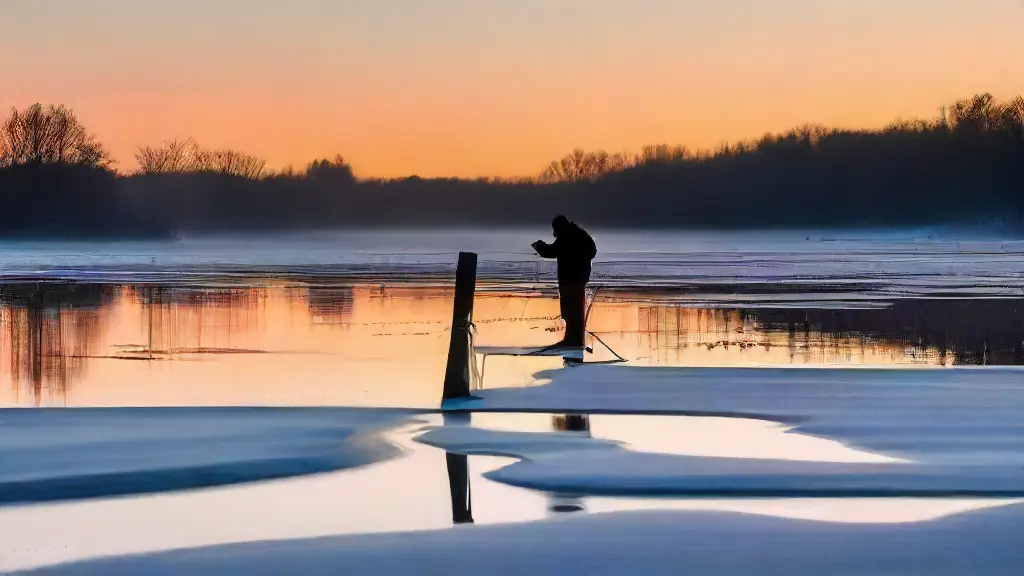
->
532;239;559;259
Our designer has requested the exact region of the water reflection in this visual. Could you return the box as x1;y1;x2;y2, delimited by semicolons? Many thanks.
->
751;301;1024;366
626;299;1024;366
439;412;593;519
2;283;1023;406
444;413;474;524
446;452;474;524
307;286;355;326
0;284;116;405
549;413;590;514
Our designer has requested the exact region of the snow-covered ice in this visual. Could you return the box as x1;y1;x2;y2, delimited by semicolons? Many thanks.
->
5;410;1018;573
20;504;1024;575
445;364;1024;464
417;416;1024;497
0;407;413;506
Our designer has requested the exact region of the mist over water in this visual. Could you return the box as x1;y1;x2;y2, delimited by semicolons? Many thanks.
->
0;228;1022;297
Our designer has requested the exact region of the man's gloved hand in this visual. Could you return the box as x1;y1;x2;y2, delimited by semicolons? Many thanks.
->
531;240;544;251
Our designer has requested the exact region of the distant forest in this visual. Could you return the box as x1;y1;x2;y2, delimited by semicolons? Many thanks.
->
1;93;1022;238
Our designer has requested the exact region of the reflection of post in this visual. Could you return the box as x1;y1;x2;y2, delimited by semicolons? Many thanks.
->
446;452;474;524
443;412;474;524
442;252;478;402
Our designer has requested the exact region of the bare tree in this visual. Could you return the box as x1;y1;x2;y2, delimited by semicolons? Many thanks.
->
947;94;1024;138
994;96;1024;137
0;104;112;168
884;118;934;133
540;148;631;183
196;148;266;179
306;153;354;180
134;138;203;174
949;93;999;134
634;144;691;165
134;139;266;178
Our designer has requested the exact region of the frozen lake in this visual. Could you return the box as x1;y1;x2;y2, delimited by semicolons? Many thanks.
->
1;228;1023;573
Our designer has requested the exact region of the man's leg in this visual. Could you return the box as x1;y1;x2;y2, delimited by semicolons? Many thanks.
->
558;283;571;344
559;282;586;347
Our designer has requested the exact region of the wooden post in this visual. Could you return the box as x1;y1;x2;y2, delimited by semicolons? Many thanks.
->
442;252;477;401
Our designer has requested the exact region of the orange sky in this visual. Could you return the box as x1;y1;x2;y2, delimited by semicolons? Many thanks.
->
2;0;1022;178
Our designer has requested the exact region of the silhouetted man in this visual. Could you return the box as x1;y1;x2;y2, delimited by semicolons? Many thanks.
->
532;215;597;348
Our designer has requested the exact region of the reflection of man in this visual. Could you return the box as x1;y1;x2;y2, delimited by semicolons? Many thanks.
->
532;215;597;348
549;413;590;514
552;414;591;433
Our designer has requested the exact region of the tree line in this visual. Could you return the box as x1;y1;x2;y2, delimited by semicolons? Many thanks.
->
1;94;1022;238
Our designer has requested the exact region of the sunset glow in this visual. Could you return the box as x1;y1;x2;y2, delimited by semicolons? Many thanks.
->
2;0;1022;178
